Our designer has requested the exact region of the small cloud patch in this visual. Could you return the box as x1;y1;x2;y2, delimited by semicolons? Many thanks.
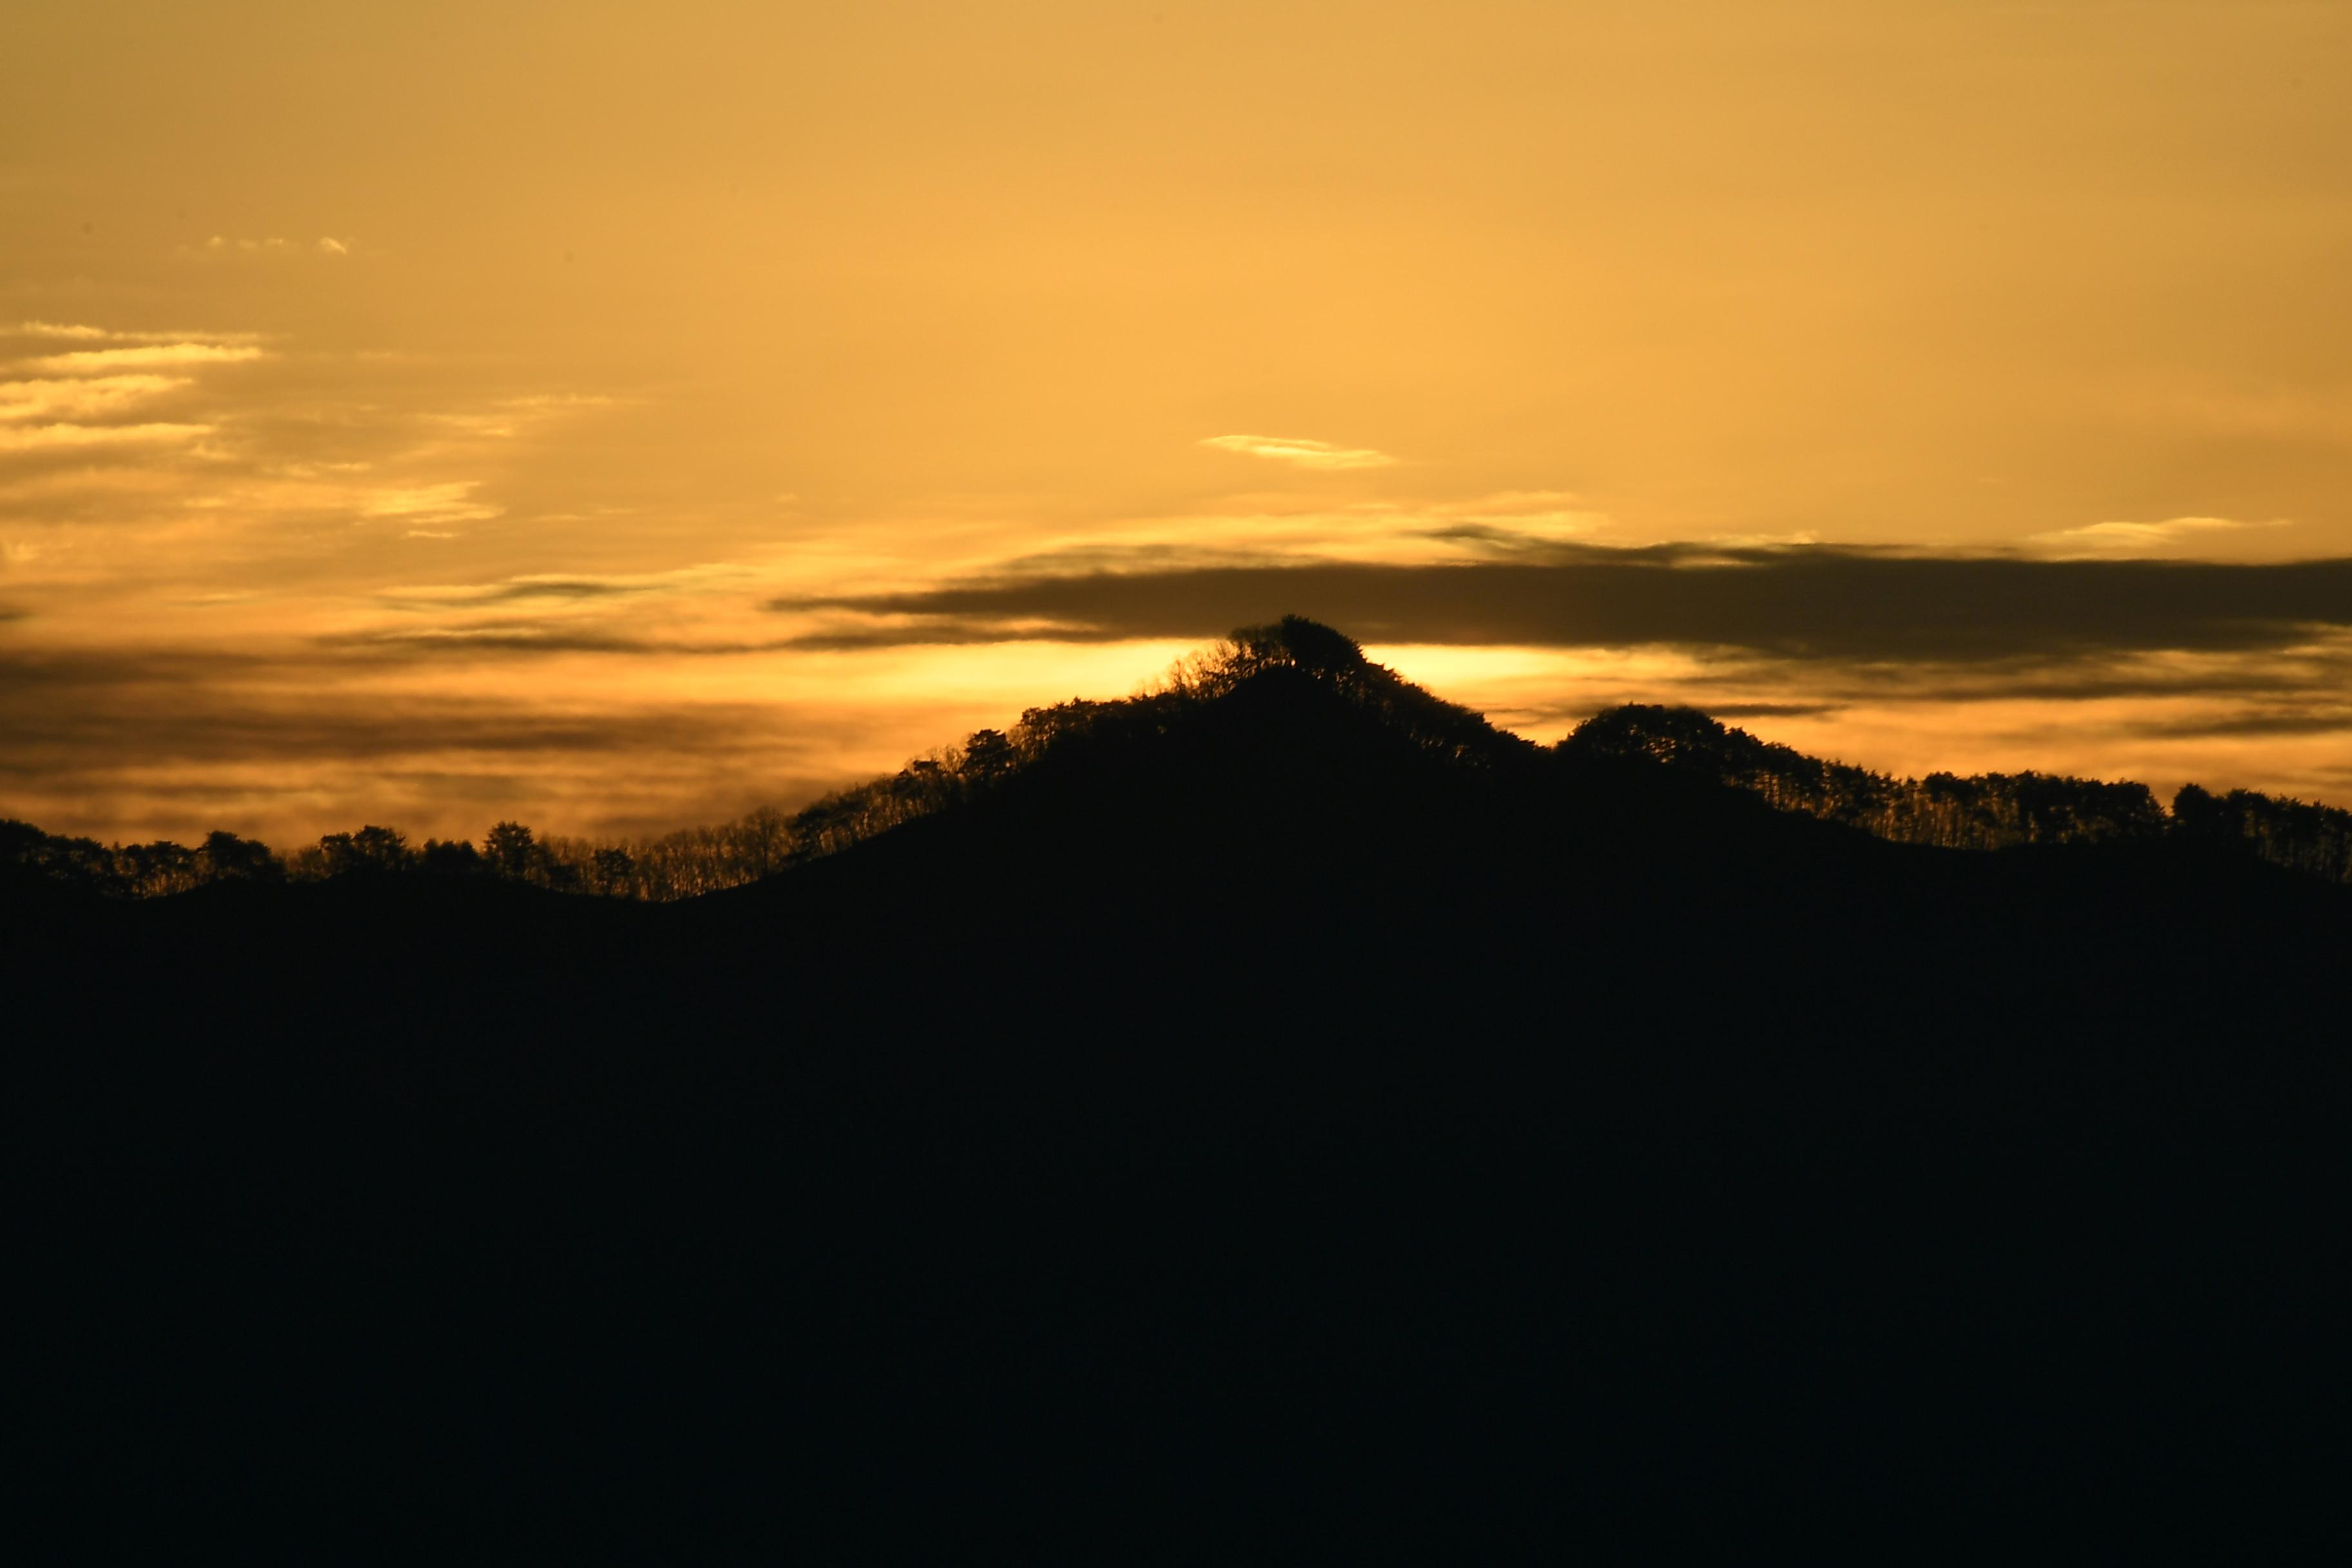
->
25;343;268;375
358;481;501;524
2032;516;2293;554
0;422;214;451
1202;434;1397;471
0;375;191;422
11;323;266;346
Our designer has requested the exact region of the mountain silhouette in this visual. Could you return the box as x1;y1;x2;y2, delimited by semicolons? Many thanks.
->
10;618;2352;1556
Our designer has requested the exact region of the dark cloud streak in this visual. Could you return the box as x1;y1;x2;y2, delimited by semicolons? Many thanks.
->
778;551;2352;664
2146;710;2352;740
327;626;657;656
0;694;793;770
0;648;839;770
320;626;803;658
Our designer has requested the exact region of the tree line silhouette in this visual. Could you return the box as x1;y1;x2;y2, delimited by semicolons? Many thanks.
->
0;821;283;899
1561;705;2175;848
1558;703;2352;876
8;618;2351;900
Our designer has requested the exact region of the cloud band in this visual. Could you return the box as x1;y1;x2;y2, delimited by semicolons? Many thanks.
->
776;549;2352;663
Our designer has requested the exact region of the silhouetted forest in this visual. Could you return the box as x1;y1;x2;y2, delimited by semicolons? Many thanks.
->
11;617;2352;1555
11;617;2351;903
1562;704;2352;881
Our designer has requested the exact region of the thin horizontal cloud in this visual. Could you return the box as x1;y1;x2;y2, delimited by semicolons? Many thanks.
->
1709;702;1847;719
189;236;356;263
2143;707;2352;740
1460;635;2352;730
775;549;2352;665
0;645;279;687
357;480;500;522
0;645;818;761
378;564;752;609
0;422;214;451
0;375;191;422
959;493;1619;584
782;616;1117;652
2031;516;2293;555
327;622;656;656
10;322;266;346
0;683;790;769
322;625;805;660
480;578;651;601
1201;434;1396;470
1833;655;2352;707
0;469;201;526
23;344;268;374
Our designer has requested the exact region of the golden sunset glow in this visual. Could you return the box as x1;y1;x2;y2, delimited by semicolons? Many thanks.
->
6;1;2351;844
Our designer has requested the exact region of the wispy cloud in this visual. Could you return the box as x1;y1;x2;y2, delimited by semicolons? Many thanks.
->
0;330;634;585
0;375;191;422
331;623;652;654
379;564;751;609
24;343;268;375
0;422;214;452
2030;516;2293;555
1409;491;1612;552
1201;434;1396;470
178;235;358;262
357;480;501;524
948;492;1621;583
12;322;267;346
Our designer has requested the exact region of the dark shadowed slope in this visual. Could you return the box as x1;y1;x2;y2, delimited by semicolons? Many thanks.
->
9;619;2352;1558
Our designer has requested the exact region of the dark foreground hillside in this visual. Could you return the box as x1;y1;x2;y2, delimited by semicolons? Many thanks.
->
10;622;2352;1557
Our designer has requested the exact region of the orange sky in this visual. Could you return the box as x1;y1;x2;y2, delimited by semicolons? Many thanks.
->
5;1;2350;846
